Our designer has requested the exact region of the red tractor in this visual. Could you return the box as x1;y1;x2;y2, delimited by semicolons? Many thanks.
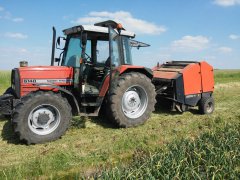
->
0;20;214;144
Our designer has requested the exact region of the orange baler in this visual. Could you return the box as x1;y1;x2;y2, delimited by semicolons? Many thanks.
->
152;61;214;114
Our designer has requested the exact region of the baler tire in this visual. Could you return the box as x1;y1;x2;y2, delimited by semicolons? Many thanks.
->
12;91;72;144
108;72;156;127
198;96;214;114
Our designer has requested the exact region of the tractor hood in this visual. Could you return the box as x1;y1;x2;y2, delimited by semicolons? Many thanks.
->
14;66;74;97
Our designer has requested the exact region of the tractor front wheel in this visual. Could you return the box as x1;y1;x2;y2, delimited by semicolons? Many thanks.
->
12;91;72;144
108;72;156;127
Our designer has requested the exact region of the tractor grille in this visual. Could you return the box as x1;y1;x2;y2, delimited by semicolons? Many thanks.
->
11;68;20;98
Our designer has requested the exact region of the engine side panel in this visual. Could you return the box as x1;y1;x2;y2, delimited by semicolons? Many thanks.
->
18;66;74;96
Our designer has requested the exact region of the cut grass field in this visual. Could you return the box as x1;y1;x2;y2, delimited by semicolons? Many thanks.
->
0;70;239;179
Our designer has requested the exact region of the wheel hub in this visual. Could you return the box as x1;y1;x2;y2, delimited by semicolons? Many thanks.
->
28;105;60;135
32;108;54;128
206;102;213;113
37;113;50;125
123;91;141;111
122;85;148;119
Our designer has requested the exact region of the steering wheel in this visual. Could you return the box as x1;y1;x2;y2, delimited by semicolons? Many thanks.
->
85;52;91;61
81;52;93;66
84;53;94;66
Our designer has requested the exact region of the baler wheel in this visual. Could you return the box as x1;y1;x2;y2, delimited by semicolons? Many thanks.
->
198;96;214;114
108;72;156;127
12;91;72;144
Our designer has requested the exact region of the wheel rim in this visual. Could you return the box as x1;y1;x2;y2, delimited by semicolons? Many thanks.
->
28;104;61;135
206;101;213;113
122;85;148;119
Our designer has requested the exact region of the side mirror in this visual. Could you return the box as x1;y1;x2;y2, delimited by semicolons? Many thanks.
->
57;37;61;46
55;58;60;62
56;37;66;50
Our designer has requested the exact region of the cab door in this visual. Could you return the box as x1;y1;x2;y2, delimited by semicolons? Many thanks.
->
108;26;122;82
109;26;122;73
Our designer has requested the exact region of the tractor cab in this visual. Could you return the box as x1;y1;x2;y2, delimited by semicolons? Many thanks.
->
56;21;135;95
52;21;150;115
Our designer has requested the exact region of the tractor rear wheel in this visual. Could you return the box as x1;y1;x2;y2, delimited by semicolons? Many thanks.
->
108;72;156;127
12;91;72;144
198;96;214;114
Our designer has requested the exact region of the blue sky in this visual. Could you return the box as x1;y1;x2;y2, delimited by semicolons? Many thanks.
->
0;0;240;70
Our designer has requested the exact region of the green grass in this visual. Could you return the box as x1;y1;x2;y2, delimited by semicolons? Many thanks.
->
0;70;240;179
97;122;240;179
0;71;11;94
214;69;240;83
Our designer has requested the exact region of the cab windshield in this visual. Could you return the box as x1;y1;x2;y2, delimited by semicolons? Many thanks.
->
122;36;132;65
62;37;82;67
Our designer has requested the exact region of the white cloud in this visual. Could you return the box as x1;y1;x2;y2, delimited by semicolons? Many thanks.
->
171;35;210;52
0;47;28;54
18;48;28;53
229;34;240;40
218;46;233;53
0;46;52;70
214;0;240;6
72;11;167;35
4;32;28;39
12;17;24;22
0;6;24;22
63;15;74;21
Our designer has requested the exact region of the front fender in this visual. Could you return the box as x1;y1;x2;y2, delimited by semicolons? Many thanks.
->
35;84;80;115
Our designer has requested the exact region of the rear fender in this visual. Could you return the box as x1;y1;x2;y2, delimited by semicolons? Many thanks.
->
98;66;153;98
118;65;153;79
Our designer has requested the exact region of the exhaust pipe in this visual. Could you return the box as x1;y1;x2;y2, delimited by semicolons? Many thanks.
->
51;26;56;66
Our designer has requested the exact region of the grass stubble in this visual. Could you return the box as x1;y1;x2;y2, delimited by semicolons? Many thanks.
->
0;70;239;179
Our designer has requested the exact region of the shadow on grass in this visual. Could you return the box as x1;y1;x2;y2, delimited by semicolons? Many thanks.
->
0;112;117;145
154;103;200;115
90;116;118;129
188;109;200;115
0;114;9;121
0;104;200;145
1;120;22;144
72;104;201;131
154;102;181;115
71;114;118;129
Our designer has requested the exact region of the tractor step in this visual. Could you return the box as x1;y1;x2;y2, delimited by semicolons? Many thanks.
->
81;93;99;97
81;102;101;107
79;112;99;117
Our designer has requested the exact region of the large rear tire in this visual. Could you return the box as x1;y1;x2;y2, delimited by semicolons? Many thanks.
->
12;91;72;144
108;72;156;127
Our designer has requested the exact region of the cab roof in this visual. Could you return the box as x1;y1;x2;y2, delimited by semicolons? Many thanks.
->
63;21;135;38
